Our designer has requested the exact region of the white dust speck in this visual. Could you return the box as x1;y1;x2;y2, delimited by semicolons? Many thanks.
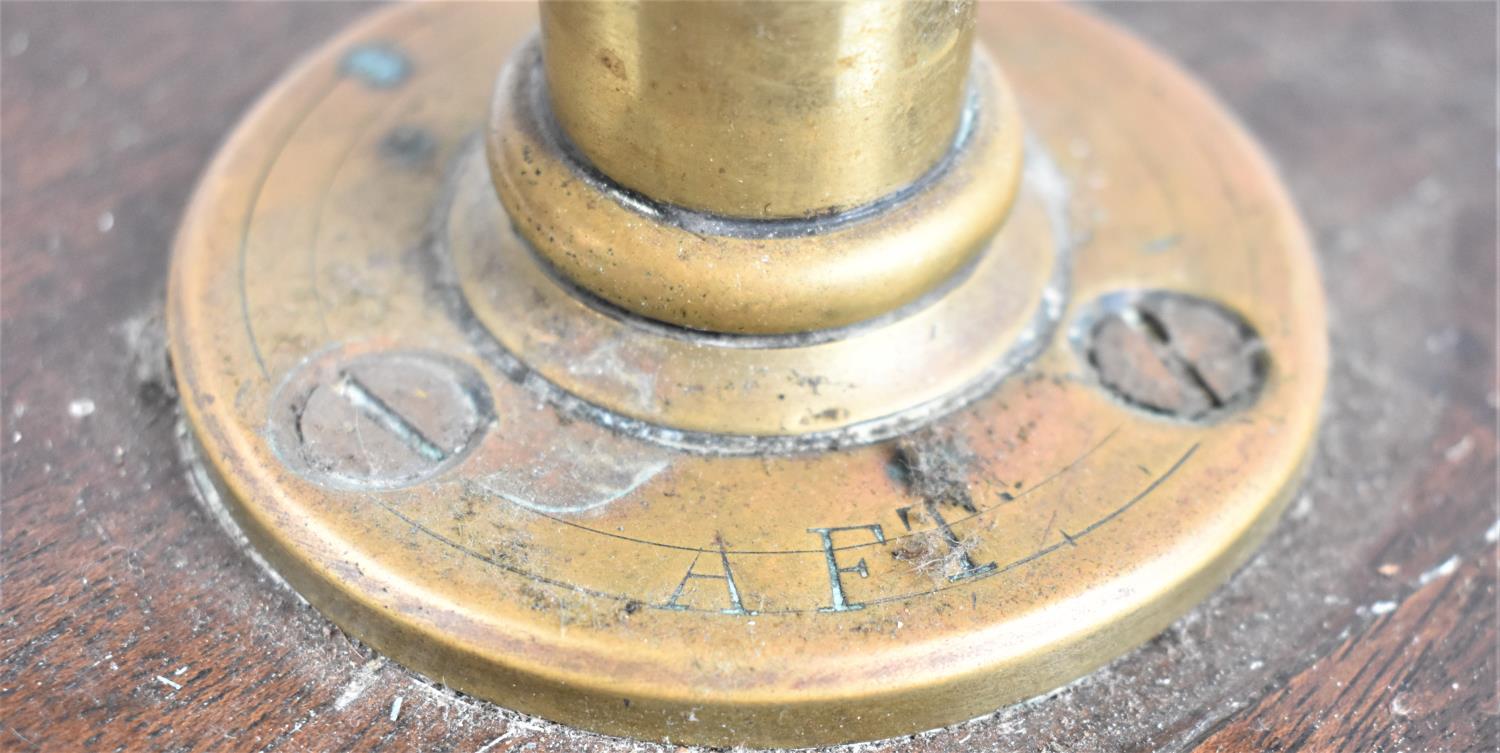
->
1391;694;1410;716
1444;435;1474;464
1415;177;1444;204
1486;519;1499;544
474;733;513;753
68;398;95;418
1424;328;1459;354
97;211;114;233
1289;492;1314;520
1370;601;1398;615
1417;555;1460;586
6;32;28;57
389;696;404;722
110;123;144;152
173;666;188;677
155;675;182;691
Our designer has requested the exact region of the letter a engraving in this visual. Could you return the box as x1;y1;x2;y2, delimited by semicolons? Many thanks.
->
662;542;748;615
808;525;886;612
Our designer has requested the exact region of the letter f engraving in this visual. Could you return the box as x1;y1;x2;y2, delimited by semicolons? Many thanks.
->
808;525;886;612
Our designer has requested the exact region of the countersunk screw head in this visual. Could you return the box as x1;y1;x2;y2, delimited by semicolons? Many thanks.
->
1077;291;1268;421
268;349;493;490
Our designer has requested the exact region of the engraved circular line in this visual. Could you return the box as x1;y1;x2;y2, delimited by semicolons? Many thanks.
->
304;36;507;348
486;425;1120;556
369;441;1198;615
237;11;447;381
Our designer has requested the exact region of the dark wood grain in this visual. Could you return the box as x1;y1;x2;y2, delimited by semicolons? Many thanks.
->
1;3;1494;752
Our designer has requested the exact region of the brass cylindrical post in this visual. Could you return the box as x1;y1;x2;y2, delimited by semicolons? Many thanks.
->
541;0;976;219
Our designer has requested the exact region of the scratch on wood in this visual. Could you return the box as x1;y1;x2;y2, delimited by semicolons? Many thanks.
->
333;658;386;711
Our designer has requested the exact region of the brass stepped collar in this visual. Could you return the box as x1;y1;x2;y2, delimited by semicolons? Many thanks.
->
489;37;1024;336
493;0;1022;336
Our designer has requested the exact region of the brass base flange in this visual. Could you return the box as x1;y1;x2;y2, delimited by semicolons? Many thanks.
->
169;2;1326;747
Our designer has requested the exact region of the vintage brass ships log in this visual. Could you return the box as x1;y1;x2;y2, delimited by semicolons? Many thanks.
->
168;1;1326;746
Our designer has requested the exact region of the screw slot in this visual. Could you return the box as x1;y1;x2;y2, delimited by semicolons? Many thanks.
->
267;348;494;490
1075;291;1269;422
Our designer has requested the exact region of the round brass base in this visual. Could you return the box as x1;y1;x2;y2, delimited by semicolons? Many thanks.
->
169;2;1325;747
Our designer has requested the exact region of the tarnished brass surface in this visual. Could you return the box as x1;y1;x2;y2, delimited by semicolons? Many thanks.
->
169;2;1327;747
493;39;1024;335
479;41;1042;433
464;127;1053;443
542;0;976;219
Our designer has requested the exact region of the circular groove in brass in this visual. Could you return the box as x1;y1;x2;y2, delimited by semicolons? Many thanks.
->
534;70;984;243
508;217;992;352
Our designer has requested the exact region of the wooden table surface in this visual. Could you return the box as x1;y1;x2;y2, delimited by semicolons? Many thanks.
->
2;3;1495;751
